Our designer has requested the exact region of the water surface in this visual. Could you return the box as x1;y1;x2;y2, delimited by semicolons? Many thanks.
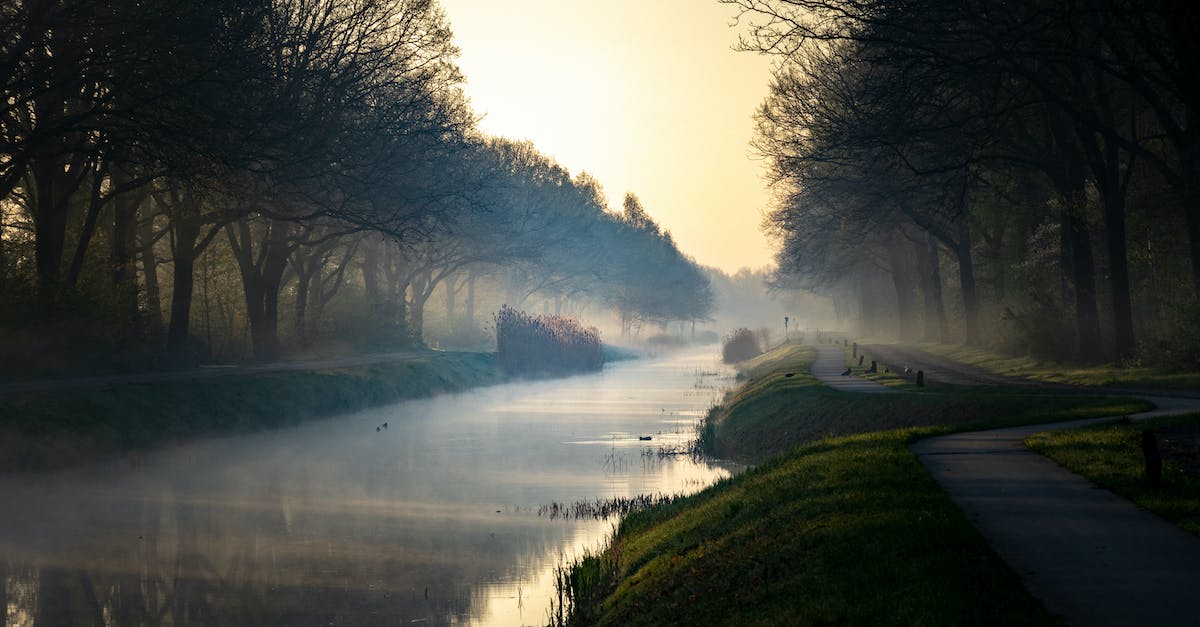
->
1;347;735;626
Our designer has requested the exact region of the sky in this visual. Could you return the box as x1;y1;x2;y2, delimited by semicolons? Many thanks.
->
438;0;776;274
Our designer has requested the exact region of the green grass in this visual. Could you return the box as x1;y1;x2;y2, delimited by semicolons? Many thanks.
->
562;341;1151;625
841;343;911;388
917;342;1200;389
704;342;1150;464
0;352;502;472
1026;413;1200;536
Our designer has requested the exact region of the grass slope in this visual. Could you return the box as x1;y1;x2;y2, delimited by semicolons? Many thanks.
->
565;341;1150;625
0;352;501;472
703;342;1145;464
1027;413;1200;536
916;342;1200;389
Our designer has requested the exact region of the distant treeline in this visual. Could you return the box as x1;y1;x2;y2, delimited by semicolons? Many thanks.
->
494;306;602;376
0;0;712;376
735;0;1200;367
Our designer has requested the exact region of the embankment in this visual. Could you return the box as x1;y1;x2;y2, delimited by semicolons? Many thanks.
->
561;341;1150;625
0;352;502;473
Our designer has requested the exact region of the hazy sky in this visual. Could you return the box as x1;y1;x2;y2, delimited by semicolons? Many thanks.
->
438;0;775;274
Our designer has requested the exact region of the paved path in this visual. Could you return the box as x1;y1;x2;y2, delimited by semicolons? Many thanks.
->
0;350;440;396
809;344;896;393
912;396;1200;626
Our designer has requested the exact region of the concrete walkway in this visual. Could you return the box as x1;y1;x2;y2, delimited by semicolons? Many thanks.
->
912;396;1200;626
809;344;896;393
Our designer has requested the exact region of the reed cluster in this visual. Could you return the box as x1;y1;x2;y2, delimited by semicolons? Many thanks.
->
721;327;762;363
537;493;681;521
494;305;602;375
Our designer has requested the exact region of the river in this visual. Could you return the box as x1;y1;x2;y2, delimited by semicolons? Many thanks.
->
0;347;737;626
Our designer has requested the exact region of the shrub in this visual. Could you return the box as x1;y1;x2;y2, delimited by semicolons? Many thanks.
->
721;327;762;363
494;306;603;375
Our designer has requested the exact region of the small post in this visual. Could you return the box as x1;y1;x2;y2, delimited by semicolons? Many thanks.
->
1142;429;1162;484
869;360;877;373
784;316;789;341
858;355;864;366
916;370;925;387
852;342;857;358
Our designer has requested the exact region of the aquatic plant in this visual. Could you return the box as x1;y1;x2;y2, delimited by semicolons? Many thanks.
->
494;305;603;375
537;493;684;521
721;327;762;363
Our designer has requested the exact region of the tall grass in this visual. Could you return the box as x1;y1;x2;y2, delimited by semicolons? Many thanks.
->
494;306;602;375
721;327;762;363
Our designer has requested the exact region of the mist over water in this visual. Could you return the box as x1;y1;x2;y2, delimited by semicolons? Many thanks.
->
0;347;736;626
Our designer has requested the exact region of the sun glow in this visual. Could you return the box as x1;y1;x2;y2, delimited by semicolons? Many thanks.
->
439;0;775;273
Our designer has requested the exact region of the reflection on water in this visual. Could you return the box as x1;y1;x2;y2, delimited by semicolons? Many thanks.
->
1;348;735;625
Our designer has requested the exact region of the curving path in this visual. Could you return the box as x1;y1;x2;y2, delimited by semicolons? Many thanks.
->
912;396;1200;626
810;341;1200;624
809;344;897;393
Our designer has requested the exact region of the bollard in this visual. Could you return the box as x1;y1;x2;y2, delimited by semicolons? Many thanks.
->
869;360;877;373
852;342;857;358
1142;429;1162;484
858;355;864;366
916;370;925;387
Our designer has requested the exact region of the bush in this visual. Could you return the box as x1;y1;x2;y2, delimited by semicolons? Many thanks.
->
494;306;603;375
721;327;762;363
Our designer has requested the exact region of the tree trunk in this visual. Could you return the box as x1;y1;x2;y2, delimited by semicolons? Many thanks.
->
361;235;383;319
1061;191;1104;362
927;235;949;342
294;263;314;348
166;208;201;353
111;169;142;337
1099;178;1136;361
227;217;291;361
886;236;917;340
32;156;68;312
444;274;458;333
956;219;981;346
65;162;104;290
138;207;164;335
1049;105;1104;362
408;269;431;345
465;269;477;327
915;232;943;342
35;569;72;626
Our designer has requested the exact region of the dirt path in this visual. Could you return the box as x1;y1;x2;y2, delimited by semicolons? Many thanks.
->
0;350;440;396
912;396;1200;626
809;344;897;393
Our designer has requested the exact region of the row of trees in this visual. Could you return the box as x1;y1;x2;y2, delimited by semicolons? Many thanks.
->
0;0;712;370
730;0;1200;364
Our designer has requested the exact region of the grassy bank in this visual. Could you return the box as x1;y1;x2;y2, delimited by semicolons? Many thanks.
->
1026;413;1200;536
702;342;1145;464
0;352;501;472
563;342;1150;625
916;342;1200;389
